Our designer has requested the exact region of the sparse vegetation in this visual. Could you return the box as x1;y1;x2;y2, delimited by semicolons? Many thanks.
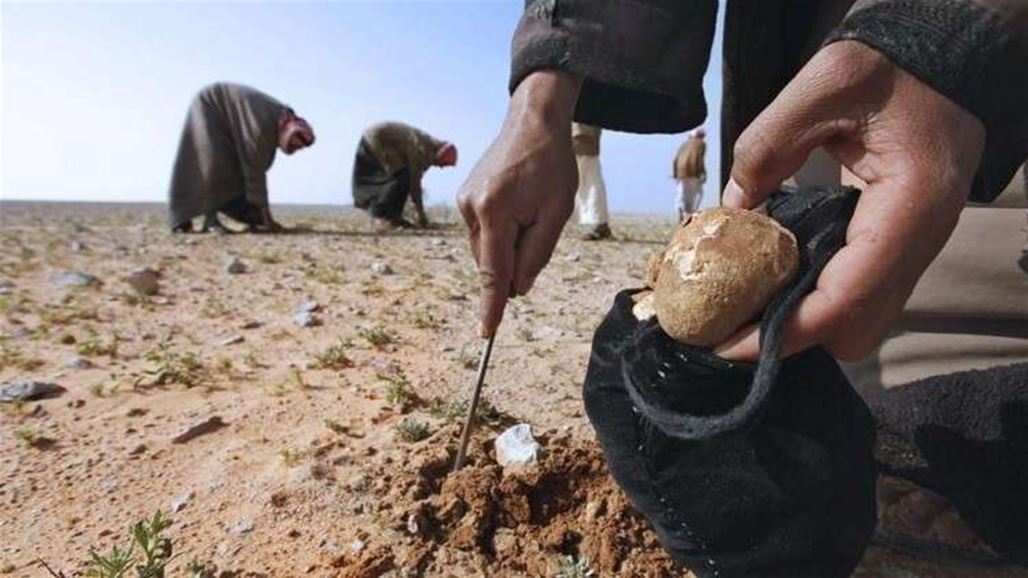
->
85;511;175;578
279;447;306;467
359;325;394;349
135;343;204;388
76;330;118;358
395;417;430;442
308;338;354;370
306;267;343;285
199;297;230;319
555;555;595;578
382;373;414;407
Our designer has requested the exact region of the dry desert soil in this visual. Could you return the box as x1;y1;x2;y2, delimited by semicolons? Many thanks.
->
1;202;1025;578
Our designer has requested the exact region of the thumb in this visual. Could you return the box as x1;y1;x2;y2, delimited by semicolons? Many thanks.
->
723;82;842;209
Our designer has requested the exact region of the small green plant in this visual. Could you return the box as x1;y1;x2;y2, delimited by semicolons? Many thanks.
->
76;330;118;359
428;398;467;422
216;357;234;375
307;267;343;285
382;374;414;407
410;310;442;330
291;366;310;390
555;555;595;578
396;418;430;442
515;327;536;342
136;343;204;388
279;447;306;467
89;382;107;398
16;427;41;447
308;338;354;371
0;343;24;370
199;298;230;319
323;418;348;435
358;325;394;349
86;511;173;578
255;249;282;264
185;559;215;578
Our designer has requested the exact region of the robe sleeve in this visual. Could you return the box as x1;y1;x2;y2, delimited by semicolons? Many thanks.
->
824;0;1028;202
510;0;718;134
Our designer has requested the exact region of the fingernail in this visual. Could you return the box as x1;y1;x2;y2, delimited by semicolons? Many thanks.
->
722;178;747;209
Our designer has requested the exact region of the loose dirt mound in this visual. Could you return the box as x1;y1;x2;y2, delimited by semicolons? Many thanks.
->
327;428;691;578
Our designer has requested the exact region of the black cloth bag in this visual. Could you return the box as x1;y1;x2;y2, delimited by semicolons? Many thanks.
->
351;137;411;221
583;186;877;578
867;362;1028;565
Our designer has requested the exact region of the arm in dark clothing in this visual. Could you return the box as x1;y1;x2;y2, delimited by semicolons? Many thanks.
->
824;0;1028;203
510;0;717;134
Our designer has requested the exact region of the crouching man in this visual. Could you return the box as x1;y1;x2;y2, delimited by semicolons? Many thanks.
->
168;83;315;234
352;121;456;230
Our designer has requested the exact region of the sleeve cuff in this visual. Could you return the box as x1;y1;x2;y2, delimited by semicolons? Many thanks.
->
825;0;1028;202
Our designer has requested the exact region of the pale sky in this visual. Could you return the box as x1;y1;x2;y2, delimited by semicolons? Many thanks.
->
1;1;724;215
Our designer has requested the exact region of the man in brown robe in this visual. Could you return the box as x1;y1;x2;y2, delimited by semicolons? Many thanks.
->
352;121;456;230
673;128;707;222
168;83;315;234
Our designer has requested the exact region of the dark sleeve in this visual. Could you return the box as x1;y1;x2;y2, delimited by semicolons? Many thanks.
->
510;0;717;134
824;0;1028;203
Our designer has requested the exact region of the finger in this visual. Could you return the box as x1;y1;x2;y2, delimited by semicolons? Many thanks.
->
723;65;856;209
477;218;518;338
511;199;573;295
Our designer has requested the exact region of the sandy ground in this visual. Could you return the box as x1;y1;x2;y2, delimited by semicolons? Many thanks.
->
1;202;1025;578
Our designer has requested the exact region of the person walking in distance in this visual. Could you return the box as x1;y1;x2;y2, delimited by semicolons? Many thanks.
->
673;128;706;222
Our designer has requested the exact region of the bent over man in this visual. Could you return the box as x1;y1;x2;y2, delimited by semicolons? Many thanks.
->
168;83;315;234
352;121;456;230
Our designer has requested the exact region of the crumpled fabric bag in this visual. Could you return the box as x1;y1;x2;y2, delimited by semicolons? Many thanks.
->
583;186;877;578
867;361;1028;566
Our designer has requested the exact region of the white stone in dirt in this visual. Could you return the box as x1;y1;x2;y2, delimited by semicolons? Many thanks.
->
219;335;244;346
225;257;247;274
4;326;31;340
54;271;101;288
495;423;541;469
0;280;13;295
67;356;93;370
565;252;582;262
349;539;365;553
230;519;253;534
294;310;321;328
298;300;320;313
171;491;194;513
70;240;86;253
371;261;394;275
127;267;159;296
0;380;62;403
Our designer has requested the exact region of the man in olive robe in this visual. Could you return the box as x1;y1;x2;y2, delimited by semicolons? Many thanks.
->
168;83;315;233
352;121;456;230
673;128;706;222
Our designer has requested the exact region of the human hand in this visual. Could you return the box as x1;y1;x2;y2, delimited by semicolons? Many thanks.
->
717;40;985;362
458;71;583;338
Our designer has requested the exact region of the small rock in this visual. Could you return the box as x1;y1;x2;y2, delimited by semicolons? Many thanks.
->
495;424;540;469
349;539;366;554
126;267;159;296
54;271;101;288
129;444;148;456
0;380;64;403
219;335;244;346
430;239;447;247
0;280;13;295
172;416;227;444
70;240;87;253
240;320;262;330
225;257;247;274
371;261;394;275
565;253;582;262
406;513;420;535
4;326;32;339
66;356;93;370
298;300;321;313
230;519;253;534
171;492;194;513
294;310;321;328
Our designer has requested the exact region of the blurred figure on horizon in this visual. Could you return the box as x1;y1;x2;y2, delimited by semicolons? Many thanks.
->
673;128;707;222
168;82;315;234
573;122;612;240
352;121;457;231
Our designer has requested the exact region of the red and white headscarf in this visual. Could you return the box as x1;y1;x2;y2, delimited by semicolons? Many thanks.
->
278;112;315;150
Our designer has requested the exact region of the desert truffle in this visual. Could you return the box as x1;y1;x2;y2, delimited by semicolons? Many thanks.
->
650;208;798;346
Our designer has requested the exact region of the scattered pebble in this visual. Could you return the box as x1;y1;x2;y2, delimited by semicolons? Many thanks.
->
4;326;32;340
0;280;13;295
172;416;227;444
66;356;93;370
294;310;321;328
70;240;87;253
0;380;64;403
565;253;582;262
126;267;160;296
240;320;262;330
220;335;244;346
349;539;366;554
298;300;321;313
495;423;541;470
54;271;101;288
129;444;148;456
230;519;254;534
171;491;194;513
371;261;394;275
225;257;247;274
